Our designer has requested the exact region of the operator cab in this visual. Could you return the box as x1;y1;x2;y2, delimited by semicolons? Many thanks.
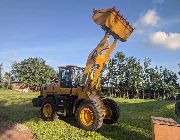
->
58;65;84;88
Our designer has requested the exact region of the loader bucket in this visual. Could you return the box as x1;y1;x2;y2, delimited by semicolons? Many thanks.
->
92;7;134;42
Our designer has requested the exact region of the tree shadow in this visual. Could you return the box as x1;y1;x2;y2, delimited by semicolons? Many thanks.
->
0;100;37;139
58;115;79;128
98;124;148;140
0;102;39;123
57;100;176;140
58;115;148;140
0;98;177;140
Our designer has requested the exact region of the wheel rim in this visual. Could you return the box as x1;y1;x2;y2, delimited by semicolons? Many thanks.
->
43;103;52;117
80;107;93;126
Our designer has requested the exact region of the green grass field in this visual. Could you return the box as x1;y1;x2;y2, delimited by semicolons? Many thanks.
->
0;89;177;140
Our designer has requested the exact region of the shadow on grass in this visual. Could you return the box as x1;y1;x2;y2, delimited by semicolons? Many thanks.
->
58;115;79;128
0;100;39;139
102;99;176;140
59;115;149;140
57;100;176;140
0;102;39;123
0;98;177;140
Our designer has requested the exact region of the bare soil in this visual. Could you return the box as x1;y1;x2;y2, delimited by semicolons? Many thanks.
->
0;117;34;140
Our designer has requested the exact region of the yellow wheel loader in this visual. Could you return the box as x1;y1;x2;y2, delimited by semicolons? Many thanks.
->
32;7;134;130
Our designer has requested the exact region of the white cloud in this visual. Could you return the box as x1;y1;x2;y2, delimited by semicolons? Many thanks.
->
150;31;180;50
139;9;160;26
152;0;165;4
134;9;160;33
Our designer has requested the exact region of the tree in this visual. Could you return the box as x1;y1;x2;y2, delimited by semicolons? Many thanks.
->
100;52;179;99
11;57;57;91
2;72;11;89
149;66;161;99
101;52;143;98
123;56;143;98
142;58;151;99
0;63;2;83
100;58;117;97
114;52;126;97
100;52;125;97
161;68;178;99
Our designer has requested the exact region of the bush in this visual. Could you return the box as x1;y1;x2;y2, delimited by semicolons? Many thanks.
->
0;82;11;90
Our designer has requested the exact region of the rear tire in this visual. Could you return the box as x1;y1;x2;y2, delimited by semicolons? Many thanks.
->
41;98;58;121
75;100;103;131
103;98;119;124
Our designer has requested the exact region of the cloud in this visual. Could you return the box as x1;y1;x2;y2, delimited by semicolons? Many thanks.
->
134;9;160;33
149;31;180;50
139;9;160;26
152;0;165;4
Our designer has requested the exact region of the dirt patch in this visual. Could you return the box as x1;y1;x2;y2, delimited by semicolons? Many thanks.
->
0;117;34;140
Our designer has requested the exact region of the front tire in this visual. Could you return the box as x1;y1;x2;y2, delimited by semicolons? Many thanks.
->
41;98;58;121
75;100;103;131
103;98;120;124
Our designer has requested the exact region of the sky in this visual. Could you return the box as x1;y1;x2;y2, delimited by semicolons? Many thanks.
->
0;0;180;80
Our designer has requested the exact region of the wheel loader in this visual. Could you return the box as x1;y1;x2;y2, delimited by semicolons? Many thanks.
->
32;7;134;130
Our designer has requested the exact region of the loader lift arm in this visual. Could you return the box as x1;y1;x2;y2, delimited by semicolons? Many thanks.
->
83;7;134;93
83;33;118;91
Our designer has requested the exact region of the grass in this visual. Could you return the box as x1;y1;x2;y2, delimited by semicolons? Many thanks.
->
0;89;177;140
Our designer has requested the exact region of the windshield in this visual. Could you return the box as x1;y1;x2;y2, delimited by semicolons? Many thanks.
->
59;66;84;88
71;68;84;87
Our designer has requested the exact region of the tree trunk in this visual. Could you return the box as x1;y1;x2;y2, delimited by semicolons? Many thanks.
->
148;89;151;99
136;89;140;99
158;92;159;99
143;89;145;99
163;90;165;100
127;90;129;99
123;89;126;98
